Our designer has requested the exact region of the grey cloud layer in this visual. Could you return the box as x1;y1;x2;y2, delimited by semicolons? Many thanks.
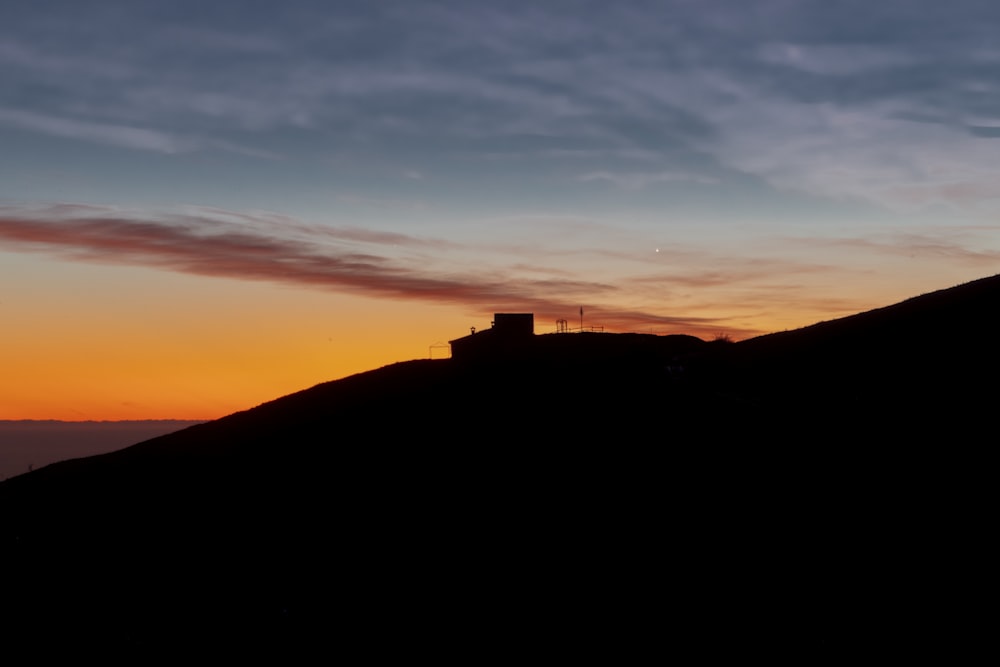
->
5;1;1000;211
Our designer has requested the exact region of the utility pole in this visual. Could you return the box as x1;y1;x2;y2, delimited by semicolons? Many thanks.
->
579;306;583;332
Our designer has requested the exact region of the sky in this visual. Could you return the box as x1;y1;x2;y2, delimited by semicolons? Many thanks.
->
3;0;1000;420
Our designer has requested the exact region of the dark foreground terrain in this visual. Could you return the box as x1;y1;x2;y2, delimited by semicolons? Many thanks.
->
2;275;996;660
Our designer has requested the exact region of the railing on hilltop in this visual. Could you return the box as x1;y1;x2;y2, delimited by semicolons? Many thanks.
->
553;322;604;333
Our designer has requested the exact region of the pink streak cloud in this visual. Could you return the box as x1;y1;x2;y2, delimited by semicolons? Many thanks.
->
0;205;736;337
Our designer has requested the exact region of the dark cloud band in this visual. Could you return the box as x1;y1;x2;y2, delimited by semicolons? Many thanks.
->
0;205;730;335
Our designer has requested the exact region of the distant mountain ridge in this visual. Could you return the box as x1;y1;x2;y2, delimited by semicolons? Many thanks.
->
2;273;997;659
0;420;205;480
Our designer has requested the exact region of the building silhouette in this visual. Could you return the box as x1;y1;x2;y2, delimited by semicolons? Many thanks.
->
449;313;534;361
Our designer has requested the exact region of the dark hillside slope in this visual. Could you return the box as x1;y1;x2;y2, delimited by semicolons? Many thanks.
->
2;276;996;659
699;272;1000;435
1;346;766;659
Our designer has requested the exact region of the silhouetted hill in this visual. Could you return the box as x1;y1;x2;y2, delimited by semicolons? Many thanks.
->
715;272;1000;421
2;275;996;660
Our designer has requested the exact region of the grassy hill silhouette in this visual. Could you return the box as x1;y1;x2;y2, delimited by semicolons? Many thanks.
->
2;274;996;659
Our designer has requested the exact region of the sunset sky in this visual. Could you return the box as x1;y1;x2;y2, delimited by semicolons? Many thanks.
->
4;1;1000;420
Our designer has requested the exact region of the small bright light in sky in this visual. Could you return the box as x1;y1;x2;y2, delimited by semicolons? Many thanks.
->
2;0;1000;419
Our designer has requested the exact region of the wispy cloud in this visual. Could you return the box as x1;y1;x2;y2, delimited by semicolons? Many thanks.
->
0;205;743;335
579;170;718;190
179;206;457;249
0;108;193;154
0;37;134;80
788;230;1000;266
0;108;280;158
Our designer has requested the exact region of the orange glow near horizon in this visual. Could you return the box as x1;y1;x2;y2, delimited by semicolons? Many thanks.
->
0;255;471;420
3;324;457;421
1;246;977;421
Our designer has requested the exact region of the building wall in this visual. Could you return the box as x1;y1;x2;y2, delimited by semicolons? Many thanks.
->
493;313;534;335
450;313;535;361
